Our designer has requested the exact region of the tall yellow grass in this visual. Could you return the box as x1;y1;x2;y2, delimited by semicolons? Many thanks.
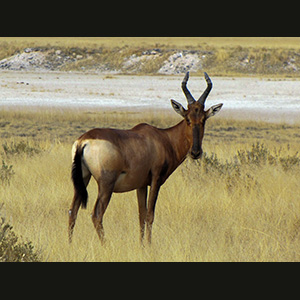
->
1;109;300;261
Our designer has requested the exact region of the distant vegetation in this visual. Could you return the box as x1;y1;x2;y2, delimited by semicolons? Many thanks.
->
0;37;300;77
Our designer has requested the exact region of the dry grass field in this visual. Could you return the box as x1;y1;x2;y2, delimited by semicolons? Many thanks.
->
1;108;300;261
1;37;300;261
2;37;300;50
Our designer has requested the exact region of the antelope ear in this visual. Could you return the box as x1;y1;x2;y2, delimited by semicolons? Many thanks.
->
171;99;186;118
206;103;223;119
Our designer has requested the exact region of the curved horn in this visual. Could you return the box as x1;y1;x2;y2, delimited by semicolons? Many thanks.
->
181;72;195;105
198;72;213;106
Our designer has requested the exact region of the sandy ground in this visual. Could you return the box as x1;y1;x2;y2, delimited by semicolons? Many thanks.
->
0;71;300;123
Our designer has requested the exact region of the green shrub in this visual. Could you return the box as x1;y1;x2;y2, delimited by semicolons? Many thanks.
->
195;142;300;178
0;160;14;185
235;142;274;166
2;141;41;157
279;154;300;171
235;142;300;170
0;207;40;262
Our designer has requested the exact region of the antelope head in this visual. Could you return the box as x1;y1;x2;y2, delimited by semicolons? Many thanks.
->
171;72;223;159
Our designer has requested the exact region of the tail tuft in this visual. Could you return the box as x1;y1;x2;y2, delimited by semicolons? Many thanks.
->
71;146;88;209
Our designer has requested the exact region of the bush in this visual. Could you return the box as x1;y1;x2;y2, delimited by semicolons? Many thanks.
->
279;154;300;171
2;141;41;157
184;142;300;196
0;160;14;185
235;142;272;166
199;142;300;173
191;142;300;191
235;142;300;170
0;207;40;262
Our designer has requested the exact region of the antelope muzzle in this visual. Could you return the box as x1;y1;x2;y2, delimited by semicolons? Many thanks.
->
190;125;203;160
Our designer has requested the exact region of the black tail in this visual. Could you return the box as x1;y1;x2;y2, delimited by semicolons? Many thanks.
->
71;146;88;209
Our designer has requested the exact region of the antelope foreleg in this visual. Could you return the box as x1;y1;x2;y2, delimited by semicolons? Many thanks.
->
146;178;161;244
137;187;148;244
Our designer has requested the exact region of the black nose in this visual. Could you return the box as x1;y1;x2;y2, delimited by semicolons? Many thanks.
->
191;149;202;159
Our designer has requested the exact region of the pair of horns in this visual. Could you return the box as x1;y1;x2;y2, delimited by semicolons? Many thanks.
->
182;72;212;106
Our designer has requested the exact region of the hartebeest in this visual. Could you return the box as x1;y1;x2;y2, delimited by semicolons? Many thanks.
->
69;72;223;244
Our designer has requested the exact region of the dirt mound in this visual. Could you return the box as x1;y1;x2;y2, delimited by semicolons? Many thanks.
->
0;47;207;74
0;47;81;71
158;51;206;74
0;48;48;71
1;46;300;77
